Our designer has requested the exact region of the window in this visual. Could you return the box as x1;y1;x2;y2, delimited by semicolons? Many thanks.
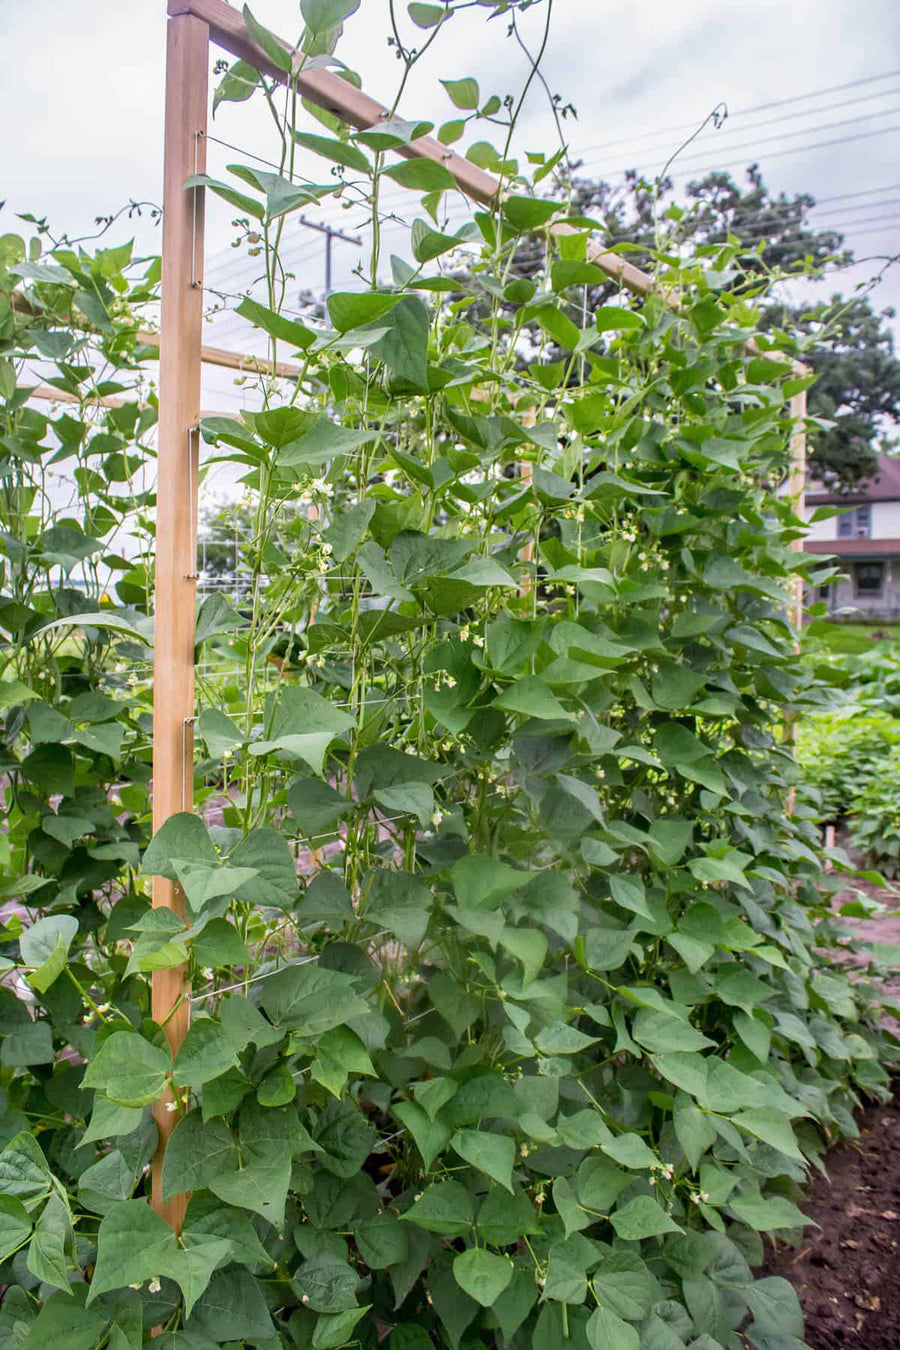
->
817;584;831;602
839;505;873;539
855;561;884;595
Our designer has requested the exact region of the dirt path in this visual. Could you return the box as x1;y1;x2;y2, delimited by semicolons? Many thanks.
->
765;1092;900;1349
763;865;900;1347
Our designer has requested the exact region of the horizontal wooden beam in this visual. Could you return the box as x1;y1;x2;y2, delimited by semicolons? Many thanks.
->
22;383;237;421
11;292;303;382
169;0;503;206
167;0;808;378
136;329;303;381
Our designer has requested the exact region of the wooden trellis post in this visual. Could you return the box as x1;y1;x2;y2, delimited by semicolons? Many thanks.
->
151;8;208;1232
789;389;808;633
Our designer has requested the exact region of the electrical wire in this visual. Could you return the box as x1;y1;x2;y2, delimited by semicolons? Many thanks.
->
654;124;900;183
581;107;900;178
575;68;900;157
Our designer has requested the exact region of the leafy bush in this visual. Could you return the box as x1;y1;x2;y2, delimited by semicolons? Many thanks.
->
0;5;897;1349
850;756;900;874
795;706;900;821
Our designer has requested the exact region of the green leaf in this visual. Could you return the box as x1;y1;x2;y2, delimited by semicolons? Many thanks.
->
370;294;430;388
34;611;150;644
141;812;217;880
26;1192;72;1292
586;1305;640;1350
356;1213;409;1269
453;1247;512;1307
402;1180;474;1235
183;172;264;220
732;1108;805;1162
0;1194;32;1262
493;676;573;721
186;1267;275;1342
592;1250;657;1322
450;854;526;910
278;418;381;467
728;1188;812;1232
610;1195;683;1240
393;1100;451;1170
499;926;547;986
322;500;376;561
227;828;300;909
293;130;372;175
213;58;260;113
189;918;250;970
452;1129;515;1192
409;2;445;27
503;196;560;230
411;218;463;263
438;119;465;145
82;1032;170;1107
235;295;316;349
441;77;480;110
373;781;435;830
0;1132;53;1203
23;1287;108;1350
551;260;608;290
312;1305;370;1349
384;159;458;192
162;1114;236;1200
1;1020;54;1067
534;1023;599;1056
243;4;293;70
87;1199;177;1303
173;1018;239;1089
301;0;360;32
21;914;78;992
632;1009;715;1054
595;305;643;332
366;868;433;945
171;860;257;913
326;291;402;332
602;1132;659;1170
261;962;368;1035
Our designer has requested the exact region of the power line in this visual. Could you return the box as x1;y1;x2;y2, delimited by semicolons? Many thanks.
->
582;107;900;177
636;124;900;184
575;69;900;157
808;197;900;219
577;84;900;160
810;182;900;207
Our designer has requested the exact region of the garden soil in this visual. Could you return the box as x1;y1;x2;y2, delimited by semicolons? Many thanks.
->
764;872;900;1348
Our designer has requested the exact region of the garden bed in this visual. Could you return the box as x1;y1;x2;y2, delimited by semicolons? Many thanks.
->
765;1085;900;1349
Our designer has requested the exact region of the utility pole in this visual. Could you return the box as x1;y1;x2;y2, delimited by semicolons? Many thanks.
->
298;216;363;294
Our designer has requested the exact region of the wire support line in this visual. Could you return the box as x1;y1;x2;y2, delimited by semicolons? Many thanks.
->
189;928;391;1002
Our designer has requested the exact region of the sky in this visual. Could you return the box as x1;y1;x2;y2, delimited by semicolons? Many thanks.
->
2;0;898;426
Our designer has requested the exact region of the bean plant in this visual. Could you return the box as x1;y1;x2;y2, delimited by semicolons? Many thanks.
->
0;2;897;1347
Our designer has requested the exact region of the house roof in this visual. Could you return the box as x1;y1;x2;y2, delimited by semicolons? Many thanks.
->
807;454;900;505
804;538;900;557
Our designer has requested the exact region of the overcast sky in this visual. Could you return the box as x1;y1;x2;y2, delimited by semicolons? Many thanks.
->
2;0;898;414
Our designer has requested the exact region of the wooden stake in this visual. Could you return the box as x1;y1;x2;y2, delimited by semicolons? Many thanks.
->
789;389;808;634
785;388;807;817
150;10;209;1234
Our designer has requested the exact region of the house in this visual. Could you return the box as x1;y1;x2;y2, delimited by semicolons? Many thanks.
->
804;453;900;618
